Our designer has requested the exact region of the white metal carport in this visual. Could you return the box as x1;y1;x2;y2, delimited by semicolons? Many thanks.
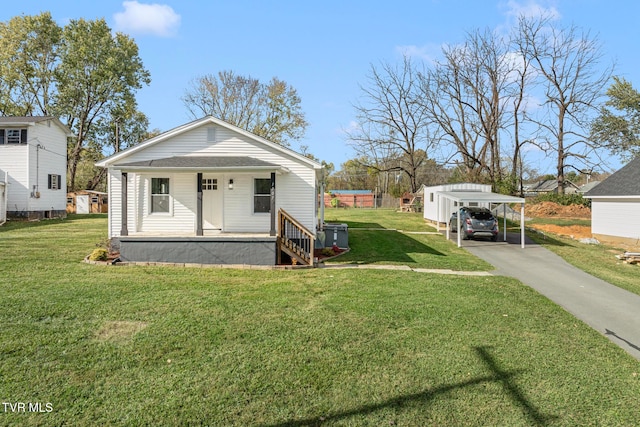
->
436;191;526;248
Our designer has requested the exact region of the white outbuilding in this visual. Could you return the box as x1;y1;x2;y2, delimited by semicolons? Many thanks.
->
423;183;526;248
423;183;492;224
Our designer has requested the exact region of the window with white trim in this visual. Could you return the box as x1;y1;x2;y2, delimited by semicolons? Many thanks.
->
48;174;62;190
151;178;170;213
0;128;27;144
254;178;271;213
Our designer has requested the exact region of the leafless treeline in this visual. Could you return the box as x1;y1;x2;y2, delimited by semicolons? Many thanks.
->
347;15;613;195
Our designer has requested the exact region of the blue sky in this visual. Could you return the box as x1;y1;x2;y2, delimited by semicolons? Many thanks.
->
3;0;638;173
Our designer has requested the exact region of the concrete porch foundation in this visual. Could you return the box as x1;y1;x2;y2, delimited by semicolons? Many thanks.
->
115;236;277;265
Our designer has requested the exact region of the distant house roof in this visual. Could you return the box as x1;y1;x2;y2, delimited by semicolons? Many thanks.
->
115;156;282;171
577;181;601;194
526;179;579;193
585;157;640;197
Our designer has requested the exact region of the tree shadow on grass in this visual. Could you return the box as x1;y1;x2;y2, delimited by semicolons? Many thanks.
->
327;221;445;265
263;346;557;427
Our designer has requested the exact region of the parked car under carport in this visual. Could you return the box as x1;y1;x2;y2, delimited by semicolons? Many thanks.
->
449;207;499;241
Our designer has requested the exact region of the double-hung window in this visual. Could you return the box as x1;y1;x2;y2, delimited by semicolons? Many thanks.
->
151;178;170;213
48;174;62;190
0;128;27;144
254;178;271;213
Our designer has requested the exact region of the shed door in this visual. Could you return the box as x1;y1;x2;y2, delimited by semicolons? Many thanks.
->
76;195;90;214
202;175;223;230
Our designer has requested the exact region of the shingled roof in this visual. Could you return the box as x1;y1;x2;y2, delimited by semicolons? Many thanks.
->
584;157;640;197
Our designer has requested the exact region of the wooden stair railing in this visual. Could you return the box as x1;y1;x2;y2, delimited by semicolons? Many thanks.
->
277;208;315;266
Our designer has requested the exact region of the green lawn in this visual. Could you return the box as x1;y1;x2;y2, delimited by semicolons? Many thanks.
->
527;230;640;297
323;209;491;270
1;214;639;426
324;208;431;231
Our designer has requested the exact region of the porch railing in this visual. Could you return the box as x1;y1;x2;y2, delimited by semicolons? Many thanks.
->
277;208;315;266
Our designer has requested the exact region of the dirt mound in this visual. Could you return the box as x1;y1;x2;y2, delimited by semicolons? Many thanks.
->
525;201;591;218
529;224;592;239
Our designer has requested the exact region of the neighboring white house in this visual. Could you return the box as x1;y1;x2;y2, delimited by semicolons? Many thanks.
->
96;116;323;266
423;183;492;224
584;157;640;247
0;117;71;220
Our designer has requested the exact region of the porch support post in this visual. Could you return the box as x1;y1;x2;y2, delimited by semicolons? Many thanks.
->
320;181;325;228
270;172;276;236
120;172;128;236
196;172;203;236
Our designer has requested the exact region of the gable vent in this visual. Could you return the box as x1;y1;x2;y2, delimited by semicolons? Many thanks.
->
207;127;216;143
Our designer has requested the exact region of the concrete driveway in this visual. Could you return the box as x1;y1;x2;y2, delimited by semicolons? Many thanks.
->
449;232;640;361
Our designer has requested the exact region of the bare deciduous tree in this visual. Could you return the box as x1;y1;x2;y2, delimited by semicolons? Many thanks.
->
347;57;439;193
420;29;520;191
516;15;613;194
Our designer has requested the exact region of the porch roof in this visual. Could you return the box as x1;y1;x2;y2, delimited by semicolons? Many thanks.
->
114;156;288;172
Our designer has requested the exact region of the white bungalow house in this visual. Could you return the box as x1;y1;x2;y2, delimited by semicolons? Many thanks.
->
0;117;71;220
96;116;323;266
584;157;640;247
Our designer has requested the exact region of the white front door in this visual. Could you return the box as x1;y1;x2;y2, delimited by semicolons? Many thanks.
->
202;175;223;230
76;195;89;214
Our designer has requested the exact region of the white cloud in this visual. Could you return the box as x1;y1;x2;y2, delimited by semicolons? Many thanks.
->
501;0;561;21
114;1;181;37
395;43;442;65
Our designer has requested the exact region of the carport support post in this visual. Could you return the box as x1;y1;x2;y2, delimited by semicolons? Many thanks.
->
443;195;448;239
503;204;507;242
457;204;461;248
520;203;525;249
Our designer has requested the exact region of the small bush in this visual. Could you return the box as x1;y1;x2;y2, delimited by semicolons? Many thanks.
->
89;248;109;261
321;248;336;257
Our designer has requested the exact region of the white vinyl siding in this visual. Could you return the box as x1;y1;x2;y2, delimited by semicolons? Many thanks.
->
0;145;29;211
28;123;67;212
591;198;640;240
0;120;68;213
114;124;318;233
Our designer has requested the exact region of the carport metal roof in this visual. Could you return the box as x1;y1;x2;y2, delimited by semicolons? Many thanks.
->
436;191;526;248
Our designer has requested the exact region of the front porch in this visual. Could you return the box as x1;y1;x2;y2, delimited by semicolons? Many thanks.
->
113;209;315;266
109;156;321;266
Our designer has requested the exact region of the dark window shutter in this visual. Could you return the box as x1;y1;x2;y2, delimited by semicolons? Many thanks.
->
0;129;4;144
48;174;52;189
58;175;62;190
21;129;27;143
